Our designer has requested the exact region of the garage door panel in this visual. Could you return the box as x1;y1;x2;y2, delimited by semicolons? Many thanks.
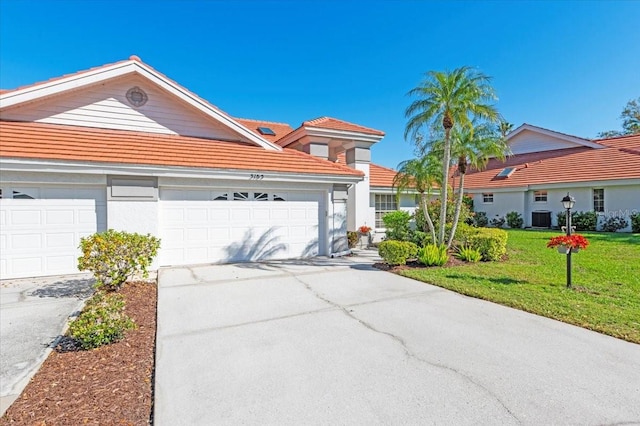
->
46;233;75;248
46;209;75;225
1;197;104;279
46;255;76;272
158;191;324;266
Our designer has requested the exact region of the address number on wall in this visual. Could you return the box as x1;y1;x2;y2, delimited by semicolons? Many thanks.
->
249;174;265;180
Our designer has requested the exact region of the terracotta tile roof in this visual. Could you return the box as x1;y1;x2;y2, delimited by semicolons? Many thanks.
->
334;153;407;188
233;118;294;143
303;117;385;136
369;163;401;187
0;121;364;178
458;133;640;190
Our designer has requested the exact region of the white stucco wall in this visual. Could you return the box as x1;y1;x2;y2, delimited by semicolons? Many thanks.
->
347;162;370;231
473;191;525;226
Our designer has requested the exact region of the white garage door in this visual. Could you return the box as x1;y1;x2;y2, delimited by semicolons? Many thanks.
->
159;189;324;266
0;186;107;279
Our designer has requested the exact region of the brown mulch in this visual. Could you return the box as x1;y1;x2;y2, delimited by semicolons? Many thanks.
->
1;281;157;425
373;256;467;272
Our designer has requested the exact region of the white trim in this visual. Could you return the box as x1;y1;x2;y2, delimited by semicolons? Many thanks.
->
0;60;282;151
277;125;384;148
0;158;364;185
465;178;640;193
507;124;605;150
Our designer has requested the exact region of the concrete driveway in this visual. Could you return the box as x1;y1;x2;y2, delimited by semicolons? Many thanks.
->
0;274;93;415
155;253;640;425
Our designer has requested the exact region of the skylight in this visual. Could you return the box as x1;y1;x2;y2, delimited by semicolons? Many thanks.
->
257;127;276;136
495;167;516;178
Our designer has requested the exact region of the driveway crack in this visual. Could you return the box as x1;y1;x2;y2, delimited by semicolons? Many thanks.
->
291;272;522;425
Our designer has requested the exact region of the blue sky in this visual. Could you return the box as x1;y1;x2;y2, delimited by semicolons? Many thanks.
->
1;0;638;169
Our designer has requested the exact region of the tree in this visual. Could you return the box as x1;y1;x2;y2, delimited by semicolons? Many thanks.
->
497;120;514;138
393;153;442;243
597;97;640;138
446;123;510;247
405;66;500;245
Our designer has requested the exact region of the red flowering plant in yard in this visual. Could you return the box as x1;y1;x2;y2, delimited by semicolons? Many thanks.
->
358;225;372;234
546;234;590;250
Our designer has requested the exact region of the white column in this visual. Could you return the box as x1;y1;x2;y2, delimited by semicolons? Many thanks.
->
346;146;371;231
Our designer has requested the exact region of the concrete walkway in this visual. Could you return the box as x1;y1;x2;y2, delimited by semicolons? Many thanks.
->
0;274;94;415
155;252;640;425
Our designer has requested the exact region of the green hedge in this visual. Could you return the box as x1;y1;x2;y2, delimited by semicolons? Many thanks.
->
464;228;508;261
378;240;418;265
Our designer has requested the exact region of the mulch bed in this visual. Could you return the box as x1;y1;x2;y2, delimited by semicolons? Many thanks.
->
373;256;467;272
1;281;157;425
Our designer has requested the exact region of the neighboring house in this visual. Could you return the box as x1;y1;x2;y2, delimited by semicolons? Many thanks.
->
458;124;640;231
0;56;398;279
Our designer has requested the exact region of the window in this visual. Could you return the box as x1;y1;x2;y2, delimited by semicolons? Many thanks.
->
593;189;604;213
534;190;548;202
375;194;397;228
495;167;516;178
0;189;35;199
482;193;494;203
216;192;286;201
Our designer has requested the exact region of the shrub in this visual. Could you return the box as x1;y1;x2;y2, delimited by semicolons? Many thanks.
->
404;241;419;259
378;240;410;265
473;211;489;227
601;216;629;232
414;198;472;233
573;211;597;231
408;230;431;247
466;228;508;261
417;244;449;267
68;292;136;350
78;230;161;291
347;231;359;248
489;215;506;228
505;211;523;229
632;212;640;233
557;211;597;231
382;210;412;241
455;245;482;262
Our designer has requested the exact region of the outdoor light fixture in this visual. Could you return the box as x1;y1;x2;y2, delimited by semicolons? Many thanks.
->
562;193;575;289
562;193;576;210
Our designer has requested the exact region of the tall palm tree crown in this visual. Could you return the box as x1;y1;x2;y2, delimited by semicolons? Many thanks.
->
405;66;500;245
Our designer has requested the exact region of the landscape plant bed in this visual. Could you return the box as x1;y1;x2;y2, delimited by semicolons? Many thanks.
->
0;281;156;425
387;230;640;344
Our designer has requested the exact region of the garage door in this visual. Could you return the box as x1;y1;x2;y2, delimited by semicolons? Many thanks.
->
0;187;107;279
158;189;324;266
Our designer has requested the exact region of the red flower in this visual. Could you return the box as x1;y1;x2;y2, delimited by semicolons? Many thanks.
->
546;234;589;250
358;225;372;234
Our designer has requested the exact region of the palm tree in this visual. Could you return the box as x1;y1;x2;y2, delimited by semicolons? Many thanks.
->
498;120;514;138
446;123;510;247
405;66;499;245
393;153;442;243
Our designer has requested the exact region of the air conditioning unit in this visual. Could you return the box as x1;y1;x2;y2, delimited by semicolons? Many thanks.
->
532;211;551;228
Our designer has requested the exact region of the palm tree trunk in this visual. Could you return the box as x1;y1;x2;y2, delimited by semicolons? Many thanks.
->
439;126;451;245
421;193;436;243
447;172;465;248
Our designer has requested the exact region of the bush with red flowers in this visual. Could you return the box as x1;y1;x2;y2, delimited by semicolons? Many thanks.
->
546;234;589;250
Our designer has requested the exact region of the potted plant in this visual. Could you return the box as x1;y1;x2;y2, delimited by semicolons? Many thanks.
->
357;225;372;248
546;234;589;254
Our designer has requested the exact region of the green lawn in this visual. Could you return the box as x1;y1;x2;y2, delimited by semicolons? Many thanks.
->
399;229;640;344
